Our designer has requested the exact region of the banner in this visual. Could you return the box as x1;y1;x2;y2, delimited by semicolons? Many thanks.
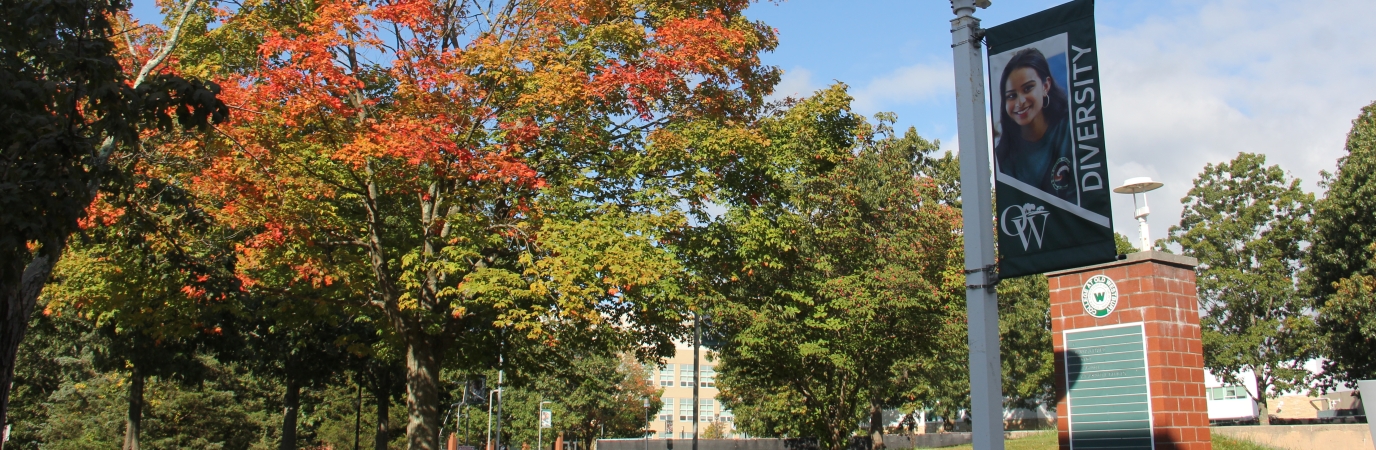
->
540;409;553;429
985;0;1115;278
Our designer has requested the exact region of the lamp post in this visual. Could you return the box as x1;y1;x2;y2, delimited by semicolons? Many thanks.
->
1112;177;1164;252
643;398;651;450
950;1;1001;449
539;400;552;450
691;312;700;450
486;388;501;450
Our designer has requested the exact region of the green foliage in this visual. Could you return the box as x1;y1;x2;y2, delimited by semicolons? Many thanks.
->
997;275;1054;411
688;86;965;450
701;422;727;439
1309;100;1376;386
309;379;408;450
447;354;658;450
8;310;281;450
0;0;227;429
1166;152;1318;424
1114;232;1137;255
900;272;1056;425
0;0;133;268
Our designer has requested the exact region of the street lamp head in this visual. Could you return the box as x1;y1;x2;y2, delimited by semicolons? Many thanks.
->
951;0;991;16
1112;177;1164;252
1112;177;1163;195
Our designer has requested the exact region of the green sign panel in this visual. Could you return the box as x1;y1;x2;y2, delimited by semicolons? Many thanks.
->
1064;323;1153;449
985;0;1116;278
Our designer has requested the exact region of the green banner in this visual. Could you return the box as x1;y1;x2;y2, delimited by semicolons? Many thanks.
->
985;0;1115;278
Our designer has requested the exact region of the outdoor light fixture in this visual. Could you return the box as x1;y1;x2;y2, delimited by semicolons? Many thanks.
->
1113;177;1164;252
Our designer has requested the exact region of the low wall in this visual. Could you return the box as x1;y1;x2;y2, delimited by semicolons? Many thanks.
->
1211;424;1373;450
882;431;1046;449
596;438;810;450
597;431;1048;450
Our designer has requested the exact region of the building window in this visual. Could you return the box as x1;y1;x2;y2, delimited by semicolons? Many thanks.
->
1209;386;1248;400
680;365;694;386
700;365;716;388
659;397;674;421
679;398;693;421
659;364;675;386
700;399;714;416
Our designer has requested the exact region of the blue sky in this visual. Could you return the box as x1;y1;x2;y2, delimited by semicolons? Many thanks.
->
131;0;1376;244
748;0;1376;245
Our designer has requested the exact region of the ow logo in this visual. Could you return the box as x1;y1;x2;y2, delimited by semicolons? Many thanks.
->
1000;203;1050;251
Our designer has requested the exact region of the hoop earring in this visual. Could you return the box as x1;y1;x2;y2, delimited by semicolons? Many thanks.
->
1043;95;1049;106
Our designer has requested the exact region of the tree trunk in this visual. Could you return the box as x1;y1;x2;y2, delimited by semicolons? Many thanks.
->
123;366;145;450
282;374;300;450
867;401;884;450
376;381;391;450
1256;394;1270;426
407;337;442;450
0;247;61;435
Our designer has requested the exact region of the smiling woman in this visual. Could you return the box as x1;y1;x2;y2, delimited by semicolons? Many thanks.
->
992;46;1076;203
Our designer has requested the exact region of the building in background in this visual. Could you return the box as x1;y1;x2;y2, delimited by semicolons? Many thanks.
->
645;343;737;438
1205;385;1258;423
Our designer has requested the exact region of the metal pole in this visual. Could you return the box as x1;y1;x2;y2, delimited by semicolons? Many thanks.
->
540;400;552;450
691;313;700;450
354;384;362;450
950;1;1003;450
1135;193;1151;251
487;390;499;450
496;368;505;450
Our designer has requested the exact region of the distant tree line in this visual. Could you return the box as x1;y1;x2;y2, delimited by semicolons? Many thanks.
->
1165;101;1376;426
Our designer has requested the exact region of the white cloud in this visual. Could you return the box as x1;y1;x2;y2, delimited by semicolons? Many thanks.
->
769;66;820;101
769;62;953;118
1096;0;1376;242
850;61;953;113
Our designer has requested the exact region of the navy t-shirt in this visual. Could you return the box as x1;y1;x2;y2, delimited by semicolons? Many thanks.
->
997;117;1078;204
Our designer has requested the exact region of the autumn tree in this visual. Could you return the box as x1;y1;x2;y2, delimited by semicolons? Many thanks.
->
180;1;780;448
43;162;242;449
1308;100;1376;386
1166;152;1318;425
0;0;226;427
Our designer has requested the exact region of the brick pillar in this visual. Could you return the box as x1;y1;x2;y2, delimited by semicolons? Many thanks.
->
1047;251;1211;450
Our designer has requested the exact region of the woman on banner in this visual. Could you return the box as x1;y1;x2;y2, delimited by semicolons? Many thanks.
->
993;47;1077;203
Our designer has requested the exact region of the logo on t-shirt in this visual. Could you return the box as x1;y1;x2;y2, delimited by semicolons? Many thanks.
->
1051;157;1073;192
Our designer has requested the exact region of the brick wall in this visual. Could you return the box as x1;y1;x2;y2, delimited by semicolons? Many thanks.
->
1047;251;1211;450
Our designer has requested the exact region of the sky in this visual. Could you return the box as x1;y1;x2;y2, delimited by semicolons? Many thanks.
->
129;0;1376;245
744;0;1376;246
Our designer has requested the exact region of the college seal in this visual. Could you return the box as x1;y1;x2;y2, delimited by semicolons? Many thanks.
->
1080;275;1119;318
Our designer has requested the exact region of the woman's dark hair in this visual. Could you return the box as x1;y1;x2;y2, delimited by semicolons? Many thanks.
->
994;47;1069;152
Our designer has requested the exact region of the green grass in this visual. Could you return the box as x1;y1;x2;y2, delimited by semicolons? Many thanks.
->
934;431;1056;450
931;430;1276;449
1211;434;1276;450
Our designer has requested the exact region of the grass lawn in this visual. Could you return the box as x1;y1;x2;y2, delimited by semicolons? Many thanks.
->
932;430;1275;449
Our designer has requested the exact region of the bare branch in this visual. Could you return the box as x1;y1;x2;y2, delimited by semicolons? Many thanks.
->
134;0;199;87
